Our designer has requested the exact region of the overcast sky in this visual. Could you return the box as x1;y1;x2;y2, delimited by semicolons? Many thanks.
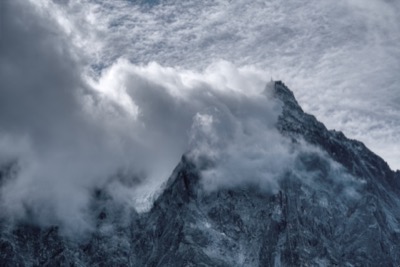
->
26;0;399;169
0;0;399;232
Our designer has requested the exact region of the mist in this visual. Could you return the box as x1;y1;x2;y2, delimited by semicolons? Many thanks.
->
39;0;400;169
0;0;279;234
0;0;367;236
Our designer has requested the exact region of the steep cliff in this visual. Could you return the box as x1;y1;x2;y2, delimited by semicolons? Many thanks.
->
1;81;399;266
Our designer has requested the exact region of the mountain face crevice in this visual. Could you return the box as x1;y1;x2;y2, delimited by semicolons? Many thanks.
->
1;81;399;266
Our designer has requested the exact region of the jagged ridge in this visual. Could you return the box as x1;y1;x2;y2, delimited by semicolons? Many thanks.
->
1;81;400;267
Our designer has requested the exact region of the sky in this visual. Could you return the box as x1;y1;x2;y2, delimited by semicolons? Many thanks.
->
0;0;399;233
28;0;400;169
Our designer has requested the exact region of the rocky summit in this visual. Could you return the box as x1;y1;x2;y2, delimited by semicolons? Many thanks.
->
1;81;399;266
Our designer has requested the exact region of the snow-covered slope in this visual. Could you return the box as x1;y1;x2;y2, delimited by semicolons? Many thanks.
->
1;81;399;266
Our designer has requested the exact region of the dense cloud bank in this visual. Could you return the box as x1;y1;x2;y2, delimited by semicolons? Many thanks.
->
36;0;400;169
0;0;278;234
0;0;380;235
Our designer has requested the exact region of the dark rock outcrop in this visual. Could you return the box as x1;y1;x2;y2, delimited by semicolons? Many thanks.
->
1;81;399;266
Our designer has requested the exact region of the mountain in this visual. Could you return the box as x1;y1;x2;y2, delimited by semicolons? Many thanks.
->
1;81;399;266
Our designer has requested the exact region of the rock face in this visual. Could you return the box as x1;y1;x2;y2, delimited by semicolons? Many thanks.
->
1;81;399;266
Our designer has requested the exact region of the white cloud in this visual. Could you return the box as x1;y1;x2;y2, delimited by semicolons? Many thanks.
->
0;0;375;235
0;0;285;232
34;0;400;169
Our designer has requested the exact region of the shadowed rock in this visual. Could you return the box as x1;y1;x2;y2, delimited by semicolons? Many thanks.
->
1;82;399;266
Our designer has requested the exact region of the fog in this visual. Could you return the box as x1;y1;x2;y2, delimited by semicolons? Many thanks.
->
0;0;367;235
0;0;279;234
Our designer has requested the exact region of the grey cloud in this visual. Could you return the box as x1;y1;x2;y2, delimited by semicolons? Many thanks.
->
0;0;393;236
0;0;287;234
0;0;98;234
0;0;83;141
40;0;400;169
0;0;138;235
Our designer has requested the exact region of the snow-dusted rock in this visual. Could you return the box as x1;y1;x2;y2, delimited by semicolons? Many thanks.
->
1;81;399;266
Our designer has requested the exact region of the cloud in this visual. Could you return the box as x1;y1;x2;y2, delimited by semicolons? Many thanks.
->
0;0;393;236
0;0;136;234
90;58;282;192
0;0;286;233
32;0;400;169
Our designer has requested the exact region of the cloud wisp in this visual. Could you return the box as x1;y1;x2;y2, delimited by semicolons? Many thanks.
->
0;0;393;236
0;0;287;234
35;0;400;169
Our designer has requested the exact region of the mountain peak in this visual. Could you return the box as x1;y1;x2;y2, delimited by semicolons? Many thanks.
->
1;82;400;266
271;80;303;113
273;80;295;100
271;81;398;191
